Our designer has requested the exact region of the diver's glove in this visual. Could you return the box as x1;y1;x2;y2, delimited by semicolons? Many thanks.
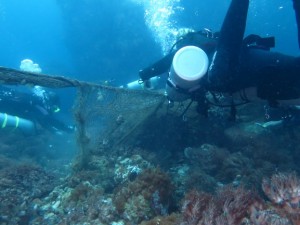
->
264;105;285;122
139;68;156;81
258;105;300;128
256;106;285;128
280;105;300;126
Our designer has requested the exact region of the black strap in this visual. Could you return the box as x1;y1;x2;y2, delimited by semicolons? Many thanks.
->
243;34;275;50
293;0;300;48
179;99;194;119
206;91;250;108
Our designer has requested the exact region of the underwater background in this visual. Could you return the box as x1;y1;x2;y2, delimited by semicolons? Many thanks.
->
0;0;298;83
0;0;300;224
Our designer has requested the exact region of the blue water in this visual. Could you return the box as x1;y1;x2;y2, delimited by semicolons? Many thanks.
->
0;1;300;223
0;0;297;86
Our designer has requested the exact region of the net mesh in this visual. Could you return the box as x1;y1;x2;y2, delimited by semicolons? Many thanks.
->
0;67;166;170
74;85;165;169
0;66;82;88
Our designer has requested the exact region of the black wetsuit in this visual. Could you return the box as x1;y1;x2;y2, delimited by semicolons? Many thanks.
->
293;0;300;48
139;0;300;105
0;86;72;133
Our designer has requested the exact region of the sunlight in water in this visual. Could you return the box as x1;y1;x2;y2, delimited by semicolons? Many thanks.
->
0;3;5;22
130;0;184;55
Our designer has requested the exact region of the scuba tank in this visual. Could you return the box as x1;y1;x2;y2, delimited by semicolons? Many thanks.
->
120;77;161;90
139;29;218;82
166;46;209;102
0;112;35;135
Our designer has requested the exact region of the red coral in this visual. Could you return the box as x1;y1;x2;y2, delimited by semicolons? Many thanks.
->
250;208;291;225
220;186;255;224
173;172;300;225
262;172;300;224
181;190;212;225
262;173;300;208
181;186;256;225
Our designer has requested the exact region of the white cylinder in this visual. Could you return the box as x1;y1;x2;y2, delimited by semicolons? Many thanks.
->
0;113;35;135
121;77;161;90
125;80;142;89
170;46;209;89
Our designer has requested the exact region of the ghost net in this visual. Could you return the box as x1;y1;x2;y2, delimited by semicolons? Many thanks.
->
0;67;166;170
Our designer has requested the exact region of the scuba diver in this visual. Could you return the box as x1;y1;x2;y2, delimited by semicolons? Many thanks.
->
139;0;300;122
0;85;73;135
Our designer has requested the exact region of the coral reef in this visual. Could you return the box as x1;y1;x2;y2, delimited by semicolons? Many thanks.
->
29;173;118;224
139;213;181;225
2;101;300;225
184;144;229;175
113;168;174;224
114;154;153;184
180;172;300;225
259;173;300;224
3;148;300;224
0;164;57;224
181;186;256;225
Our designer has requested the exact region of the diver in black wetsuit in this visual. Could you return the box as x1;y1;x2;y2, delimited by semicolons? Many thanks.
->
139;0;300;121
0;85;73;134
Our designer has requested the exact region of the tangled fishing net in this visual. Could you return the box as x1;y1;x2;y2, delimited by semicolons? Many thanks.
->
0;67;166;170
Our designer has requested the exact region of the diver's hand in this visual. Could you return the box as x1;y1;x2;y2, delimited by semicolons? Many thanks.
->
256;120;283;128
139;67;157;81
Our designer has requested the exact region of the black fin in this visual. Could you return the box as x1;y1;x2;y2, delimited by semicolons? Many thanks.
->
293;0;300;48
